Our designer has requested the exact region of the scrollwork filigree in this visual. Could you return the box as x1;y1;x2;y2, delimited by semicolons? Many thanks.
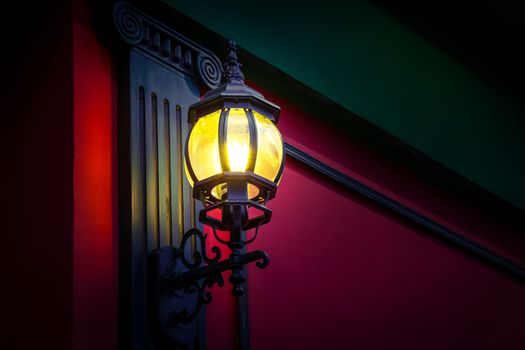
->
178;228;221;269
162;229;270;325
255;251;270;268
169;280;211;325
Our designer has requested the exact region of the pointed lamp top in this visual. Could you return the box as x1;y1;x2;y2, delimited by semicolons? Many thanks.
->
188;40;280;124
221;40;245;84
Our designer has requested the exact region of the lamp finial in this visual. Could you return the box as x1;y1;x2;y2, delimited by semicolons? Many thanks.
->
222;40;245;84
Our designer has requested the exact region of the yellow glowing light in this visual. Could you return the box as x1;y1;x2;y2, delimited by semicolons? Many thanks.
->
186;107;284;200
252;110;283;182
226;108;250;171
187;110;222;184
228;142;250;171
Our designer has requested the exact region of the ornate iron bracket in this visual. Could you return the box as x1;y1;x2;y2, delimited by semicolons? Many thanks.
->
151;228;268;344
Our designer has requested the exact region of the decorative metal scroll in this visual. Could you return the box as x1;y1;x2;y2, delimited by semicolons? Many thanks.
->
151;228;269;342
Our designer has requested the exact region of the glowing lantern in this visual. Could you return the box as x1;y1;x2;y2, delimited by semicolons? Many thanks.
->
185;41;284;231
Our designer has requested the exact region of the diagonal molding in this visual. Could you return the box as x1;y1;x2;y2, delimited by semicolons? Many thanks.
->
285;142;525;282
109;1;223;89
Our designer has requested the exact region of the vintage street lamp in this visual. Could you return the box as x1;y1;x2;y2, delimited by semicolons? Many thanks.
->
152;41;284;342
185;40;284;296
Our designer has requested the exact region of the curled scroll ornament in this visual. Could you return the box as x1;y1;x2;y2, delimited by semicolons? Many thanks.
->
113;3;144;45
195;52;223;89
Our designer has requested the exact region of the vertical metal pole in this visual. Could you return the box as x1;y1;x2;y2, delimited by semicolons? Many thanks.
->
227;205;246;296
237;235;250;350
222;180;247;297
221;180;251;349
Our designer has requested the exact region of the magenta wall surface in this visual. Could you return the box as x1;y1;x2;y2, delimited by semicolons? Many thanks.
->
248;161;524;349
205;84;525;349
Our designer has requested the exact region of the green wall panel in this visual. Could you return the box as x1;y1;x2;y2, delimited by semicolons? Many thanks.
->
164;0;525;210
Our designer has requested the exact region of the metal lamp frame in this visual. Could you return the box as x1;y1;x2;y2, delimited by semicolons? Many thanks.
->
151;41;284;344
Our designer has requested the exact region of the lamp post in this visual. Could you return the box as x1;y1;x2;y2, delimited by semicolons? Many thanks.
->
152;41;284;343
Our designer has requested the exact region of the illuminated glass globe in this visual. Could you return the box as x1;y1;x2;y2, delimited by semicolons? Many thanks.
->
186;107;283;201
185;41;284;230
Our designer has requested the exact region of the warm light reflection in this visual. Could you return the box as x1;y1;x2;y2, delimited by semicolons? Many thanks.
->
228;142;250;171
186;107;283;200
253;110;283;182
187;110;222;183
226;108;250;171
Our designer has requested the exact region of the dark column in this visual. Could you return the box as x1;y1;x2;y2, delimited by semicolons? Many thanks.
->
2;1;74;350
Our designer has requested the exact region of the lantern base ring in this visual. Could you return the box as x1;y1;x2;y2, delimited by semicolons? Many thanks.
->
193;171;277;204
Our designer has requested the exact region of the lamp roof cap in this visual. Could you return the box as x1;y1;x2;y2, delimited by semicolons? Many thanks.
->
189;41;280;123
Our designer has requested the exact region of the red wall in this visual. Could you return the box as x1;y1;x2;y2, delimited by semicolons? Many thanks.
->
249;162;525;349
208;82;525;349
73;0;118;349
5;2;118;349
239;85;525;349
72;0;118;350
